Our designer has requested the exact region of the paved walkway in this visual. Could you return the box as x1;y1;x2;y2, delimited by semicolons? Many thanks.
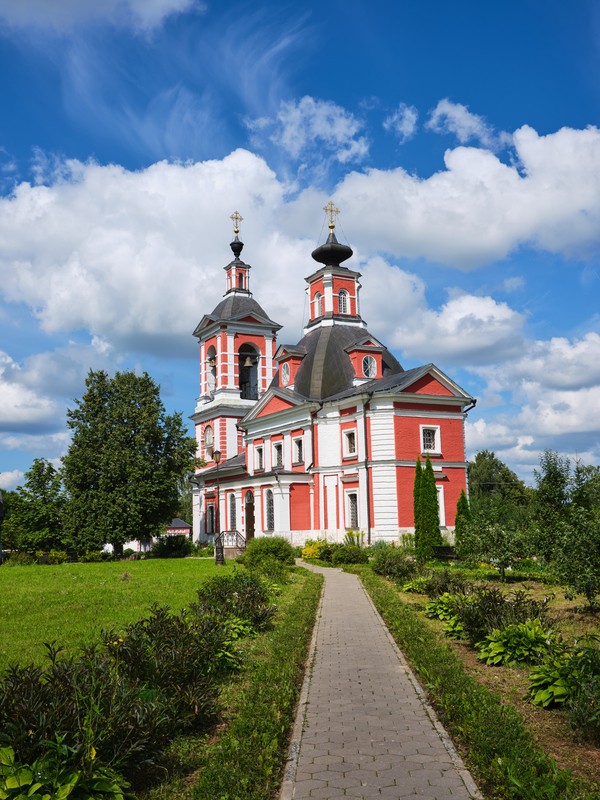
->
279;565;481;800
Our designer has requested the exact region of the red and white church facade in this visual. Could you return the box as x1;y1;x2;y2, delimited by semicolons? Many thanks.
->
190;209;476;546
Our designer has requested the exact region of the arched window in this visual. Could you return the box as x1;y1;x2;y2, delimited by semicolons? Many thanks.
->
314;292;322;317
338;290;348;314
265;489;274;531
204;425;214;458
239;345;259;400
229;493;237;531
237;272;244;289
206;504;215;535
206;346;217;395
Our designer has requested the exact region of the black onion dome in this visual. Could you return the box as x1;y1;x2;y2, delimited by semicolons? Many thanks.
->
292;326;403;401
311;230;353;267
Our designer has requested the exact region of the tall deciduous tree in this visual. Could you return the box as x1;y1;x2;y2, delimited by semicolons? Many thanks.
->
62;370;197;555
533;449;572;561
6;459;66;553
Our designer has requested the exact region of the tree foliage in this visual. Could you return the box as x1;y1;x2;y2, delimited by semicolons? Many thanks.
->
454;489;470;551
555;506;600;608
468;450;528;506
0;460;65;553
415;456;442;562
62;370;197;554
413;458;423;555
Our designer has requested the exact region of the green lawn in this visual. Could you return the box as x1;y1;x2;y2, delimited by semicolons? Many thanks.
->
0;558;231;671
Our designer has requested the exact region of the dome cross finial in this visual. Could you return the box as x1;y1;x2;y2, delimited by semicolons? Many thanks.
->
230;210;243;236
323;200;340;231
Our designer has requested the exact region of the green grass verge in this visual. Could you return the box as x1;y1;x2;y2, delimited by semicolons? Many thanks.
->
189;568;323;800
355;567;597;800
0;558;232;670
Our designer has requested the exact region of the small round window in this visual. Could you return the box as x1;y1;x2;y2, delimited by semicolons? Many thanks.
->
362;355;376;378
281;363;290;385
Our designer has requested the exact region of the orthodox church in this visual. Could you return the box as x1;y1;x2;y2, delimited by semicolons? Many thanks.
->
191;206;475;547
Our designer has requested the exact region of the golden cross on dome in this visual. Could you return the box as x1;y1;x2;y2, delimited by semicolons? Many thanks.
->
230;210;243;235
323;200;340;230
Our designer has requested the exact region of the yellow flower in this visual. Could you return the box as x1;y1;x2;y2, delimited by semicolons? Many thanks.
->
90;747;96;760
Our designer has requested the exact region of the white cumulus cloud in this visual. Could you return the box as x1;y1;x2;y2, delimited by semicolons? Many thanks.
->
383;103;418;143
427;98;499;148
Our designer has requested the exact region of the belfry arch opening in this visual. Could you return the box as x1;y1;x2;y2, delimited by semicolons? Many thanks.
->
206;346;217;395
239;344;259;400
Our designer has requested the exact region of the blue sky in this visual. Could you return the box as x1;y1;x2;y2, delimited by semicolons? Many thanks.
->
1;0;600;489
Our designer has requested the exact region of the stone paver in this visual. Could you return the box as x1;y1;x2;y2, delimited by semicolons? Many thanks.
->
279;566;481;800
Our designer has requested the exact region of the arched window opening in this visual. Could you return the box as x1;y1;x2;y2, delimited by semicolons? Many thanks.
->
314;292;322;317
239;344;259;400
229;493;237;531
204;425;214;458
265;489;274;531
206;346;217;395
245;490;255;540
338;290;348;314
206;504;215;535
237;272;244;289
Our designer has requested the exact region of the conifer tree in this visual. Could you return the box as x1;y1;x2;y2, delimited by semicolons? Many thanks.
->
413;458;422;553
454;489;470;552
416;455;442;562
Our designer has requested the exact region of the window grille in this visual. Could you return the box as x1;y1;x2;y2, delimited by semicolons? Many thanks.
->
229;493;236;530
265;489;274;531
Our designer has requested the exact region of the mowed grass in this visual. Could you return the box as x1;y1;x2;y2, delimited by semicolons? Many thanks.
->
0;558;232;671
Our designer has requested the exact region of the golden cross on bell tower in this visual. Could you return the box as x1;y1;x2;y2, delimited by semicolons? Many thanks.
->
230;210;243;236
323;200;340;231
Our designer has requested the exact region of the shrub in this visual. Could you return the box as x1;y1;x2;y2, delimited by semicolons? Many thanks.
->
35;549;70;565
245;554;290;584
78;550;111;563
567;674;600;745
193;571;277;630
401;576;429;594
423;568;473;599
0;741;130;800
424;592;467;622
371;545;418;582
243;536;295;567
476;620;562;667
150;535;194;559
4;552;35;566
459;587;552;646
301;541;323;560
331;544;368;565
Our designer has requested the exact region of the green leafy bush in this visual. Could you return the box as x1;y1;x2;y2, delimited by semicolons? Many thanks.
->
149;535;194;559
245;554;290;584
476;620;562;666
424;592;465;622
371;546;418;582
193;571;277;630
78;551;112;563
243;536;295;567
567;674;600;745
528;656;576;708
331;544;368;565
4;552;35;566
422;568;473;599
401;576;429;594
0;740;131;800
35;550;70;565
459;587;552;646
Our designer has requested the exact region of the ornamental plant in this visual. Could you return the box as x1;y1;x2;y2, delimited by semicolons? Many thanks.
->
475;620;562;667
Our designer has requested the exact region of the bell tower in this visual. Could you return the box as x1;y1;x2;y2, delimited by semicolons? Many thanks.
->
191;211;282;466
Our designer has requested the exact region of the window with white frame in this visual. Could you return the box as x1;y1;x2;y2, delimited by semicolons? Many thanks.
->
265;489;274;531
229;493;237;531
206;504;215;535
346;491;359;529
203;425;214;457
293;437;304;464
273;442;283;468
338;289;348;314
314;292;323;317
436;485;446;527
255;445;264;471
420;425;441;454
343;429;357;457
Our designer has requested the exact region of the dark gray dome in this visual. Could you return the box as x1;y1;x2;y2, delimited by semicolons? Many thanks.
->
292;325;403;401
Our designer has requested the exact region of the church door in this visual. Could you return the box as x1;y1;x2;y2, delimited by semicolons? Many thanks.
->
245;490;255;540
